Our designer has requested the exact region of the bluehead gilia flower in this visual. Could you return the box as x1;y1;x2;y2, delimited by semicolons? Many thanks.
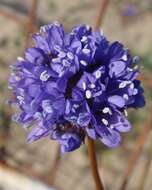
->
9;21;145;153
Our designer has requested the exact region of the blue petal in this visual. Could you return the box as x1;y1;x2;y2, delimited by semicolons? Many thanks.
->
109;61;126;77
99;128;121;148
112;112;132;132
77;112;91;127
108;95;125;108
27;125;50;142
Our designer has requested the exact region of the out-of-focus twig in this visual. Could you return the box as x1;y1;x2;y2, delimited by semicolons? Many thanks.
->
24;0;38;48
119;115;152;190
0;7;26;25
137;142;152;190
138;154;152;190
94;0;110;31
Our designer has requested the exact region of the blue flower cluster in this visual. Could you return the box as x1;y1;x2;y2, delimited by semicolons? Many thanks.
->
9;22;145;153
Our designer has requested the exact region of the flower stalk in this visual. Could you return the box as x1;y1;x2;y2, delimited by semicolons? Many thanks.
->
87;137;104;190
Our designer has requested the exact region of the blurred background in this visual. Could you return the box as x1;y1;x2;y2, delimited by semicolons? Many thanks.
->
0;0;152;190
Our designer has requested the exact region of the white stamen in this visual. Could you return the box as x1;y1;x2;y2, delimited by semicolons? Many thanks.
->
134;65;139;70
100;29;104;35
8;86;12;89
95;70;101;79
58;52;66;58
110;125;114;129
133;88;138;95
122;54;127;61
17;96;24;104
128;68;133;72
11;73;15;76
86;90;92;99
40;26;45;33
102;118;108;126
86;25;90;31
119;81;131;88
124;109;128;117
17;96;24;101
102;107;112;115
73;104;79;109
102;107;109;113
82;82;86;90
67;52;74;60
54;21;60;26
81;36;87;42
90;83;95;89
130;83;134;89
80;60;87;66
40;70;50;81
82;48;90;54
52;58;61;63
14;76;20;81
123;94;129;100
17;56;24;61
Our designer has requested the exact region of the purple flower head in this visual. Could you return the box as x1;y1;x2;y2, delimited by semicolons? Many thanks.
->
9;21;145;153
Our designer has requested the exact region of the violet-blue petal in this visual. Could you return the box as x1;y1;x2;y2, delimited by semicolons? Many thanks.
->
99;128;121;148
112;112;132;132
27;125;50;143
108;95;125;108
